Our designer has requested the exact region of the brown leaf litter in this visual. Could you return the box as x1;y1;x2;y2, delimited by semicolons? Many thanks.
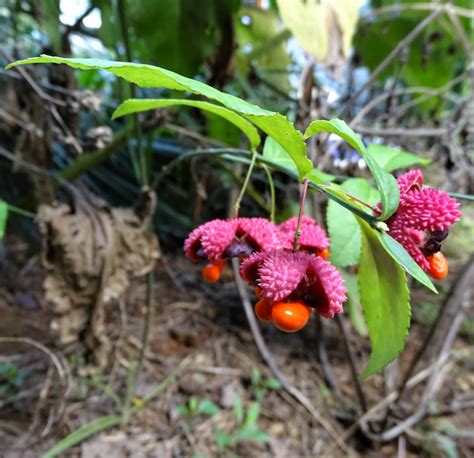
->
39;188;159;368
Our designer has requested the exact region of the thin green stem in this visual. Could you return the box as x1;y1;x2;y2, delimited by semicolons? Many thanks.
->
117;0;145;185
293;178;309;250
217;159;270;213
262;164;276;223
233;149;257;218
448;192;474;201
6;203;35;218
336;188;378;213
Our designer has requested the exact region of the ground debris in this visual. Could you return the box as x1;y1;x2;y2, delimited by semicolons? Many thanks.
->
39;189;159;368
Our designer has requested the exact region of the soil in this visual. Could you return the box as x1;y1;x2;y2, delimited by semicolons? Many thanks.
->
0;235;473;457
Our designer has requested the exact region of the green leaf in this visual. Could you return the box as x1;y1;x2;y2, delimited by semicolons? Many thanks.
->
235;426;271;443
0;200;8;239
233;396;244;425
189;396;198;414
113;99;261;149
235;6;291;92
40;0;61;52
320;183;376;224
304;119;399;219
261;378;282;390
341;272;367;336
7;55;312;179
306;168;336;184
357;218;411;378
95;0;238;77
204;111;242;147
177;404;189;416
263;136;297;171
263;137;334;184
368;144;430;172
326;178;378;267
327;201;360;267
197;399;221;416
276;0;363;61
244;403;260;427
377;232;437;293
235;426;272;442
251;367;261;386
42;415;121;458
215;429;233;449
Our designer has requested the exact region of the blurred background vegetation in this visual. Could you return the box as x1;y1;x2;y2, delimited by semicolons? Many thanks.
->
1;0;471;242
0;0;473;456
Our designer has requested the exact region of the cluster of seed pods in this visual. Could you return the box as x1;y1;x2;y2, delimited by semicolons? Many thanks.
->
183;170;461;332
184;216;345;332
383;170;461;279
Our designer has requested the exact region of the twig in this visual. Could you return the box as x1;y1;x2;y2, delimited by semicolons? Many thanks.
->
64;5;95;37
151;148;251;190
60;117;162;181
355;126;447;137
0;107;41;134
395;255;474;402
363;2;473;20
379;306;465;441
122;267;156;425
165;122;229;147
315;316;340;395
398;435;406;458
2;50;66;107
322;355;453;457
231;258;352;454
349;71;468;127
0;145;77;198
27;367;54;438
0;337;70;424
339;7;445;116
335;315;368;413
3;50;83;154
445;4;474;56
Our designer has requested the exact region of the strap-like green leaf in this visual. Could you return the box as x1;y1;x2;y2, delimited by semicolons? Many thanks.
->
113;99;261;149
0;200;8;239
42;415;121;458
7;55;312;179
377;232;437;293
357;218;411;378
304;119;400;220
368;143;430;172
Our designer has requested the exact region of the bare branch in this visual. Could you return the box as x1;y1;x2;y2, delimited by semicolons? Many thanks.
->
340;7;445;116
355;126;447;137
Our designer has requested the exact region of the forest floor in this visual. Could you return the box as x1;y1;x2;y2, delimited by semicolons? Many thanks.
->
0;235;473;457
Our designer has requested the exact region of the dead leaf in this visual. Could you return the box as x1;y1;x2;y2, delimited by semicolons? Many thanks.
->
39;188;159;368
277;0;363;70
